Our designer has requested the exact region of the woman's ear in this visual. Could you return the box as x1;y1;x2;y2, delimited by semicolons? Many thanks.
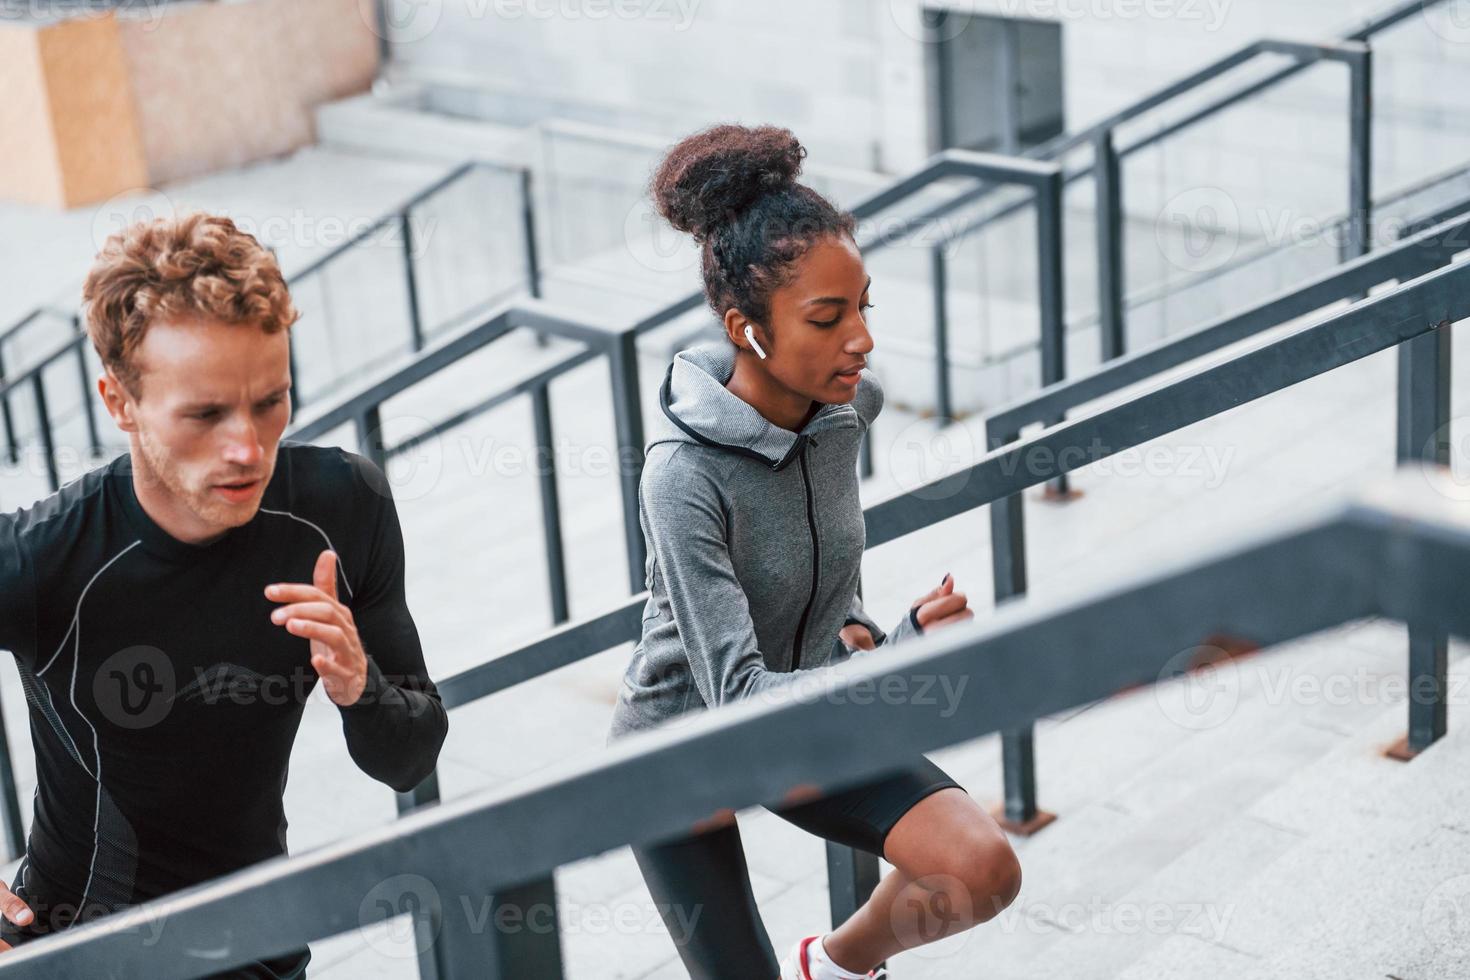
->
722;307;746;348
723;307;769;359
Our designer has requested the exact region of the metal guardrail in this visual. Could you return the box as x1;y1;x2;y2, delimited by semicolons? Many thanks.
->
976;209;1470;828
0;0;1446;940
620;146;1070;486
338;254;1467;976
2;469;1466;978
0;145;1068;874
910;0;1452;381
984;210;1470;441
1092;38;1373;362
936;37;1378;360
287;300;646;623
0;159;540;478
274;141;1070;657
0;0;1451;502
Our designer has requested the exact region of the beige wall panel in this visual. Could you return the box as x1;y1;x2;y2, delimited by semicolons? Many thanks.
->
36;13;149;208
121;0;379;184
0;25;63;207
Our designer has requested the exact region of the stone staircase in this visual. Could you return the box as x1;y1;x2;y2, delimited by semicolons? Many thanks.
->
2;83;1470;980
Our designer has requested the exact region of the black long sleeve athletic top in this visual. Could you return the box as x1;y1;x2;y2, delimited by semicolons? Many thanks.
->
0;441;447;941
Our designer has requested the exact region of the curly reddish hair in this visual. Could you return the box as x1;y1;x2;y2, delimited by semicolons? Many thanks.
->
82;213;299;397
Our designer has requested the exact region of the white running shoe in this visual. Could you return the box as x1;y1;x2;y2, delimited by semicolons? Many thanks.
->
781;936;887;979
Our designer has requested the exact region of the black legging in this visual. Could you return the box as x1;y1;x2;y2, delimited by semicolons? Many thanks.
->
633;759;961;979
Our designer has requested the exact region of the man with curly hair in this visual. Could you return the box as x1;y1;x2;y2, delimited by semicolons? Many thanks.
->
0;213;449;978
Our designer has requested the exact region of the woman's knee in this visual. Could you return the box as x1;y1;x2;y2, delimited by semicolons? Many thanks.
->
940;831;1022;924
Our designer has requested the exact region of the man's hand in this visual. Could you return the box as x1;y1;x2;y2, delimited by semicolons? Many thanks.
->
0;884;34;951
266;551;368;707
911;573;973;632
839;623;878;651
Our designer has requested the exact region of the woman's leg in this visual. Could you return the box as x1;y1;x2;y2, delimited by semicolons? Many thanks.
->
821;788;1021;971
633;819;782;980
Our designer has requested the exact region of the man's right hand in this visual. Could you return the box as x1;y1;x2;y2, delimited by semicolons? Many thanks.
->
0;885;34;951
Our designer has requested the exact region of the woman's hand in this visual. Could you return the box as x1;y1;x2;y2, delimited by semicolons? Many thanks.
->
911;573;973;632
839;623;878;651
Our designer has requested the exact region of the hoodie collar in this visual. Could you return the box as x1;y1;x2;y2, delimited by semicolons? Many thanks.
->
657;342;859;471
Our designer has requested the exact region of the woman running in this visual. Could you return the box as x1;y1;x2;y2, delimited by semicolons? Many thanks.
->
607;124;1022;980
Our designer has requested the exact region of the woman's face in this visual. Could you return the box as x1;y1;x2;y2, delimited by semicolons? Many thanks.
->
743;233;875;405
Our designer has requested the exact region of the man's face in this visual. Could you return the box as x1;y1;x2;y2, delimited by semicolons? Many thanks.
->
114;318;292;540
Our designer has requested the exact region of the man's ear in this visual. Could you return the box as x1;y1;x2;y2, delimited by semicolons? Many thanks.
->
97;370;138;433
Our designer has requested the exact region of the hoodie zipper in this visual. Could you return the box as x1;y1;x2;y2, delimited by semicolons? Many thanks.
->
791;439;820;671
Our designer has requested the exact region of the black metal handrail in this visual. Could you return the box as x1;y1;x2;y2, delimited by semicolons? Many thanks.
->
0;159;539;470
287;299;645;621
978;209;1470;831
2;469;1465;978
357;254;1464;976
928;37;1373;375
902;0;1452;398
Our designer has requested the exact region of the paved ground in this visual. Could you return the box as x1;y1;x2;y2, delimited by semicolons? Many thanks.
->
1;144;1469;978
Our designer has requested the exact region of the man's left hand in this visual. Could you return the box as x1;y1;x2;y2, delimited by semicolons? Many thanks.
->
266;550;368;707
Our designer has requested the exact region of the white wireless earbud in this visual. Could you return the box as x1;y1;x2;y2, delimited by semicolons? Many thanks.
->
744;324;768;360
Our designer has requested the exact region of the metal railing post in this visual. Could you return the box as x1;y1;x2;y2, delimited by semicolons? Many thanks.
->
0;345;17;465
1035;169;1072;499
72;317;102;459
429;873;565;980
531;384;570;625
520;169;544;301
33;374;58;493
1346;45;1374;262
396;769;442;817
931;244;954;421
826;842;883;966
0;690;25;861
986;422;1056;834
1094;128;1126;361
402;212;426;353
1389;320;1451;760
521;168;552;350
826;841;881;924
355;405;388;473
287;330;303;412
608;330;646;593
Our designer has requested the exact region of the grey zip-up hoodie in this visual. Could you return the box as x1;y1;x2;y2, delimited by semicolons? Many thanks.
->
608;341;923;740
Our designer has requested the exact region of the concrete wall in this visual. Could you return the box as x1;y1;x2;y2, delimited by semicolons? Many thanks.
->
388;0;1470;235
121;0;380;185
